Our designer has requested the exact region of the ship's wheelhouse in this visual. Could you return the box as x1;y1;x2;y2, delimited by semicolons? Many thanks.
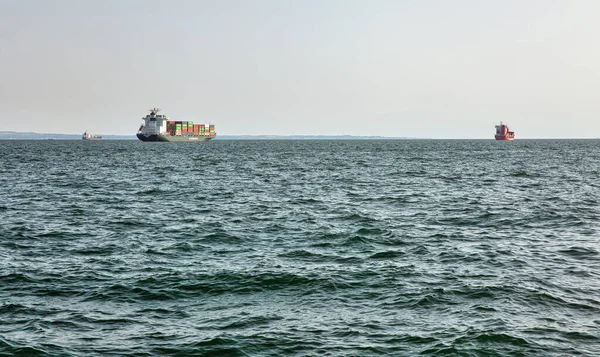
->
139;109;168;135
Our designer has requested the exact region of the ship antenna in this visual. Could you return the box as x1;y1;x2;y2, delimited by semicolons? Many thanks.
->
149;107;161;115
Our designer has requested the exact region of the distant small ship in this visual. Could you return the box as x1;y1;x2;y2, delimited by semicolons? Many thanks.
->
494;122;514;141
82;131;102;140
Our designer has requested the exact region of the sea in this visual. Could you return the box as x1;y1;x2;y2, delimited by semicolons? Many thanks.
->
0;139;598;356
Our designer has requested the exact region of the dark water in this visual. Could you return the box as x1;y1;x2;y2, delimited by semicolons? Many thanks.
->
1;139;599;356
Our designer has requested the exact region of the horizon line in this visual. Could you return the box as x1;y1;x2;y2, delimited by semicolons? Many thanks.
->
1;131;599;140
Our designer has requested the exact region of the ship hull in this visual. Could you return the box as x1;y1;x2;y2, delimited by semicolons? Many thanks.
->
494;135;514;141
137;133;213;142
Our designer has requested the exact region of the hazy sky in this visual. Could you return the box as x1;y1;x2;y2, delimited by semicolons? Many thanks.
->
1;0;599;138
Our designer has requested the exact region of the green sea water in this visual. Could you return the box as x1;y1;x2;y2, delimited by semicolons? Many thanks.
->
0;139;599;356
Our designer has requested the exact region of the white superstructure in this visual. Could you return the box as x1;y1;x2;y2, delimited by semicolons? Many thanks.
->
138;108;169;136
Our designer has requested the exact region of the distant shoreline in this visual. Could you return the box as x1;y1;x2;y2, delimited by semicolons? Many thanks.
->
0;131;415;140
1;131;598;140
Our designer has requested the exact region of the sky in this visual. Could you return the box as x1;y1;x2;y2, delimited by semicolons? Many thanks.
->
1;0;599;138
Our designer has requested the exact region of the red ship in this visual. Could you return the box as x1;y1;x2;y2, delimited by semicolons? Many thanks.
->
494;122;515;140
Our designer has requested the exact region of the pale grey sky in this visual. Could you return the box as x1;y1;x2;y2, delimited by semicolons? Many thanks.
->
1;0;599;138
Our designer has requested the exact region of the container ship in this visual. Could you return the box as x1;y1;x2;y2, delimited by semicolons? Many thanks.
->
82;131;102;140
494;122;515;141
136;108;216;142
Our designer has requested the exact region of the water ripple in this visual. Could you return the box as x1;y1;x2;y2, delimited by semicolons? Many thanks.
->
1;139;599;356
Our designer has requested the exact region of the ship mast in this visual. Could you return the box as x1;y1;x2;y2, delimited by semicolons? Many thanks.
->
149;108;161;115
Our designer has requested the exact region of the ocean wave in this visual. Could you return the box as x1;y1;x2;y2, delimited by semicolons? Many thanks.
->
1;139;599;356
